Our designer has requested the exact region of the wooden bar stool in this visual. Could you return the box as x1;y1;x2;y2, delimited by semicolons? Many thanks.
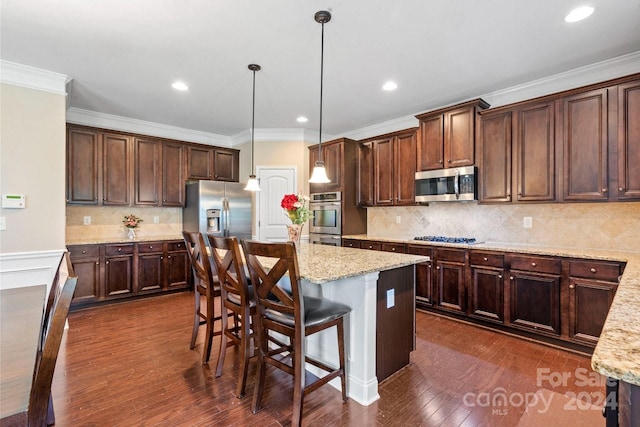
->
241;240;350;427
208;235;256;398
182;231;221;365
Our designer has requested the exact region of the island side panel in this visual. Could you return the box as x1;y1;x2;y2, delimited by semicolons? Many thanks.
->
376;265;416;382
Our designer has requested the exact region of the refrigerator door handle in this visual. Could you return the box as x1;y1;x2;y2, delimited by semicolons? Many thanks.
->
222;197;230;236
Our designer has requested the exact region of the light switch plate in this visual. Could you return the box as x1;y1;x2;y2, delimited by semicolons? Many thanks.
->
83;216;91;225
396;216;401;224
523;216;533;228
153;216;160;224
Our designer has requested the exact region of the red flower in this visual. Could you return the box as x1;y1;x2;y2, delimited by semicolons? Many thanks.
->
281;194;299;212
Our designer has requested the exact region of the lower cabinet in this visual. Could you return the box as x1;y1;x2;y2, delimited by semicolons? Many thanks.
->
434;248;467;314
68;239;190;308
469;251;505;324
407;244;433;308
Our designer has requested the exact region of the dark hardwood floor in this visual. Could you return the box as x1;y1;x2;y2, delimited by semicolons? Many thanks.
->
52;292;605;426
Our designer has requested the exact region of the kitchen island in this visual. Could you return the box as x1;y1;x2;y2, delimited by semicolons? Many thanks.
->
260;243;429;406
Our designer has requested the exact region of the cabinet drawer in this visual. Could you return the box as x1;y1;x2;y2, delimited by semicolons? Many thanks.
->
569;260;623;282
137;241;164;254
105;244;134;256
342;239;361;249
381;243;406;253
509;255;561;275
435;248;466;263
167;240;186;252
470;251;504;268
68;244;100;258
407;244;433;257
362;241;382;251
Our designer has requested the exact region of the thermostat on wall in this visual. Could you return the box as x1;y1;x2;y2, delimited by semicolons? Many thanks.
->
2;194;26;208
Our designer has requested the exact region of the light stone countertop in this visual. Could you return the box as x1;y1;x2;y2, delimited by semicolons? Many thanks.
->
66;234;184;245
344;234;640;387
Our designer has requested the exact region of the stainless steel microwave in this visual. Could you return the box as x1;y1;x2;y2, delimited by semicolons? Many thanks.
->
415;166;477;202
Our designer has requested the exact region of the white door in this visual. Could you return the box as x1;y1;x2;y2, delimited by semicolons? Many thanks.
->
256;167;296;241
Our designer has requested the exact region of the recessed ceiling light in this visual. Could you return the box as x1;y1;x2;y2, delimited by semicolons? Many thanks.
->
171;81;189;91
565;6;594;22
296;116;308;123
382;81;398;91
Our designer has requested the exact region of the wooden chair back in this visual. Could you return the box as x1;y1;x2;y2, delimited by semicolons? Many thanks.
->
41;252;74;352
182;231;215;290
208;235;250;306
29;274;77;426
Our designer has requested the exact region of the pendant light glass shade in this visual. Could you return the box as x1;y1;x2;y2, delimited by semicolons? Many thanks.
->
244;64;261;192
309;10;332;185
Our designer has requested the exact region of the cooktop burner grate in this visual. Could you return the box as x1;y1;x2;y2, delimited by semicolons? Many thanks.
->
413;235;479;244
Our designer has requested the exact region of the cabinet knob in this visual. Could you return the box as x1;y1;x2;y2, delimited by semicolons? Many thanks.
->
214;175;218;178
437;266;441;270
149;245;154;249
103;198;106;201
160;256;164;260
82;250;87;254
438;160;443;164
531;262;537;267
391;248;396;251
510;276;514;280
167;255;171;259
590;267;597;273
106;260;110;264
163;199;166;202
95;261;99;265
569;284;575;289
483;257;488;261
447;159;452;163
619;187;625;192
602;188;608;193
498;275;503;279
118;248;122;252
428;264;432;268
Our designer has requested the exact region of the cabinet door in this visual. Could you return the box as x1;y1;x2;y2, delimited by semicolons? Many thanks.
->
509;271;560;336
394;131;417;205
515;102;556;202
138;253;164;292
67;127;100;204
342;239;361;248
213;149;238;182
357;141;374;206
187;145;213;180
166;250;190;289
102;133;131;205
561;88;608;201
104;256;133;298
435;260;466;314
444;107;475;167
417;114;444;170
470;267;504;323
568;278;617;346
373;137;394;205
407;245;433;308
70;257;101;304
134;138;161;206
323;142;343;191
617;80;640;200
162;142;185;206
479;111;512;202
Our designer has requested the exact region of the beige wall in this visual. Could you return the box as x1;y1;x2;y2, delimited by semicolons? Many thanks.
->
367;202;640;252
0;83;66;253
255;139;311;195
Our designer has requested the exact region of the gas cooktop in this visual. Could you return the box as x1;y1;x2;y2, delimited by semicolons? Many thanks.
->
413;235;480;244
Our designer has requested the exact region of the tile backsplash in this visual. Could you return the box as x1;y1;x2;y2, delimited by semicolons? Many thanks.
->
66;206;182;241
367;202;640;252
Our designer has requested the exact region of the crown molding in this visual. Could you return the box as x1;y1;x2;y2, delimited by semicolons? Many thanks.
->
0;60;71;95
342;115;419;141
66;107;232;147
230;128;333;146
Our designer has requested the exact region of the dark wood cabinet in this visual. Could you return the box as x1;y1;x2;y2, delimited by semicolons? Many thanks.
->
359;128;417;206
479;111;512;202
342;238;361;249
617;80;640;200
162;142;185;206
433;248;467;314
416;99;489;171
68;239;190;308
567;260;622;346
308;138;351;194
469;251;505;323
407;244;433;308
561;88;609;201
67;127;131;206
213;148;239;182
508;254;562;336
134;137;162;206
187;145;213;180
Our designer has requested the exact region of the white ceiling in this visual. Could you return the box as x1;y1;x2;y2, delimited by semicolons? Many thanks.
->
2;0;640;139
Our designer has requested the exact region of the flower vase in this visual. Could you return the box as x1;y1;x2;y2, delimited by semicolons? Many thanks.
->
127;227;136;240
286;224;302;248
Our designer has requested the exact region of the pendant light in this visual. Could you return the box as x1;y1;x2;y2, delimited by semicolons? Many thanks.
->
309;10;332;184
244;64;261;192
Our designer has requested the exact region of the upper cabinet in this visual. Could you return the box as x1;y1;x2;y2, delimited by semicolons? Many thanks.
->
67;124;237;206
415;99;489;171
186;145;239;182
358;128;417;207
308;138;356;194
67;126;131;205
478;73;640;204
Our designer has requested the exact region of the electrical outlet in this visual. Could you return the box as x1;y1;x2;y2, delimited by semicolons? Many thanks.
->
523;216;533;229
0;217;6;230
386;289;395;308
153;216;160;224
83;216;91;225
396;215;401;224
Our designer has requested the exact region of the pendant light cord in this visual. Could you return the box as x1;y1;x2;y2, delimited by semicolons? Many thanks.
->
318;20;325;163
251;67;256;174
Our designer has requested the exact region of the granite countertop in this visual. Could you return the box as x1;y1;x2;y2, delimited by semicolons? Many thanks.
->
66;234;184;245
344;234;640;387
258;242;428;285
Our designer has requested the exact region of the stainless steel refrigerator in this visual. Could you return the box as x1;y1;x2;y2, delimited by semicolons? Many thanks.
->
182;181;252;241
